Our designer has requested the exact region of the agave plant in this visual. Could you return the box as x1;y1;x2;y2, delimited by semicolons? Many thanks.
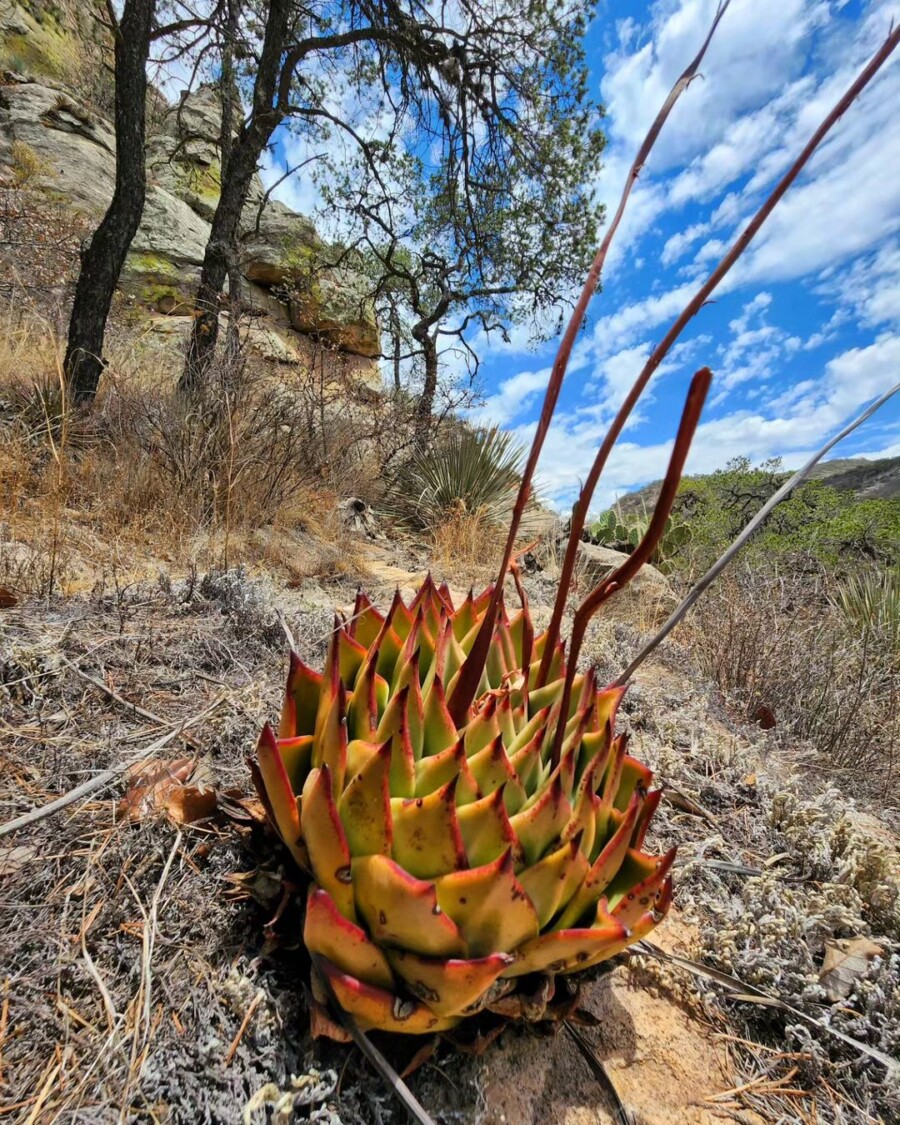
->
251;368;709;1036
253;586;662;1034
250;4;899;1041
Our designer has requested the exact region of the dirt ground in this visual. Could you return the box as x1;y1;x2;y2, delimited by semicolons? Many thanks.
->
1;548;898;1124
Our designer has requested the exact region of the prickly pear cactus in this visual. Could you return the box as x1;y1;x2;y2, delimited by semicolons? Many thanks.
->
251;575;672;1035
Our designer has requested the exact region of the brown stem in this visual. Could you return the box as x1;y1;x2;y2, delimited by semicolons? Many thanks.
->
445;3;732;726
549;368;712;768
538;16;900;688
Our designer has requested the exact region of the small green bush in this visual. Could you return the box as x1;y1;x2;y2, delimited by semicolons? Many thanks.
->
674;457;900;568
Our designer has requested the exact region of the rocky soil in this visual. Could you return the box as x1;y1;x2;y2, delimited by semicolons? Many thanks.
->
1;538;898;1124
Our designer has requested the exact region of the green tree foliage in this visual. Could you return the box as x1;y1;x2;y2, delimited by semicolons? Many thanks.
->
674;457;900;567
309;0;604;438
174;0;603;401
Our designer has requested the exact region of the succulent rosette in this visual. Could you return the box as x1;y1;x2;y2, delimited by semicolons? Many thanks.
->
251;573;673;1035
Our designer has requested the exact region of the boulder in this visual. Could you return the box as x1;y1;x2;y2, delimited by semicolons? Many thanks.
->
0;63;381;380
576;542;674;619
147;134;221;222
289;267;380;357
239;198;321;286
147;86;230;222
143;314;303;367
239;199;379;358
121;187;212;307
0;81;115;215
160;86;222;157
290;333;382;390
0;0;107;86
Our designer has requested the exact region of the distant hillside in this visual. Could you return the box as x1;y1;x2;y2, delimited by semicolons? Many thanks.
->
612;455;900;517
805;456;900;499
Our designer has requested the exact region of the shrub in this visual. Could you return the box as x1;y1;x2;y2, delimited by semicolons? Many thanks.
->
674;457;900;570
688;559;899;796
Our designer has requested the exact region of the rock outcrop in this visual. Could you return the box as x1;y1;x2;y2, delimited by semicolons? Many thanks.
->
0;0;382;388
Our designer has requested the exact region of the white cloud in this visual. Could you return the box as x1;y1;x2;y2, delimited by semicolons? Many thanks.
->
599;0;828;171
528;333;900;509
477;367;553;427
661;221;709;265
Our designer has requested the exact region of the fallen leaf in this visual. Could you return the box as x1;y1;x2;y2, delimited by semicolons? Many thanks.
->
820;937;884;1003
0;844;37;877
119;758;218;824
218;789;266;824
0;587;18;609
166;785;219;824
751;703;776;730
225;867;284;908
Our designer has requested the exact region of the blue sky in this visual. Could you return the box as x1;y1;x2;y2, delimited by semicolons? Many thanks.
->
469;0;900;509
258;0;900;512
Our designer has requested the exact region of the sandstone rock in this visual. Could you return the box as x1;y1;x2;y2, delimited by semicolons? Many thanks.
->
0;1;30;37
121;187;211;307
577;542;668;589
0;81;115;215
160;86;222;156
289;267;380;357
0;61;381;378
147;133;221;222
0;79;209;308
0;0;106;86
147;86;229;222
144;314;302;367
289;333;382;391
576;542;674;621
239;198;321;286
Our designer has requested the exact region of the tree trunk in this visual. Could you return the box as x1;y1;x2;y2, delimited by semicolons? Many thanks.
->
415;334;439;447
390;305;402;391
64;0;154;407
221;0;243;367
179;0;291;395
178;152;258;393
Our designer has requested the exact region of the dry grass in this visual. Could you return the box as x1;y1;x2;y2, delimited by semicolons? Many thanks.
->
685;559;900;800
2;569;898;1123
429;508;506;588
0;318;373;597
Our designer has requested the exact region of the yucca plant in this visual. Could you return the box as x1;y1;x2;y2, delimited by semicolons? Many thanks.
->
250;5;900;1042
384;425;525;531
834;565;900;656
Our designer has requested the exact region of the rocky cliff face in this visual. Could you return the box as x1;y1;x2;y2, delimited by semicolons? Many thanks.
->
0;0;381;387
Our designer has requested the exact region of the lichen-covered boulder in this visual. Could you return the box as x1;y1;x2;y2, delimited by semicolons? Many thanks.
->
147;86;228;223
121;189;211;310
289;267;380;358
239;199;322;286
0;81;115;215
0;0;107;87
0;24;381;374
